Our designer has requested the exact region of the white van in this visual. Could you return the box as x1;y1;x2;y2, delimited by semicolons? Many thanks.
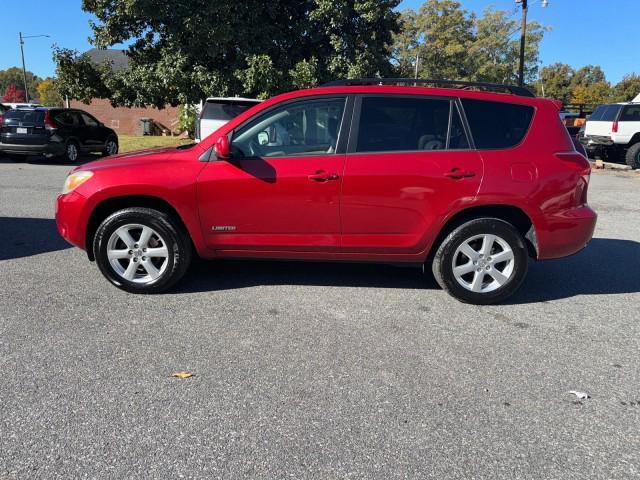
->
195;97;262;142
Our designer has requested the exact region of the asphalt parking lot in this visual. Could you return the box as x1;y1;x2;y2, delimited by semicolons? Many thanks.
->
1;157;639;479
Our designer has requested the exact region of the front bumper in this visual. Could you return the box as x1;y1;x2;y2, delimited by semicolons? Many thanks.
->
537;206;597;260
56;191;90;250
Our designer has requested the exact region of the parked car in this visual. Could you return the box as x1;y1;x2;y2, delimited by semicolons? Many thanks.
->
2;102;42;109
0;107;118;162
195;97;262;142
582;102;640;168
56;79;596;304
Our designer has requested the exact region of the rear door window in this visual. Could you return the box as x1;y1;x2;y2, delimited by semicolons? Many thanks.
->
461;99;534;149
354;96;464;153
54;111;79;127
202;100;260;121
619;105;640;122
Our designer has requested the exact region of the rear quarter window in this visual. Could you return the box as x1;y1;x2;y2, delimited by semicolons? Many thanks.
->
461;99;534;149
619;105;640;122
600;104;622;121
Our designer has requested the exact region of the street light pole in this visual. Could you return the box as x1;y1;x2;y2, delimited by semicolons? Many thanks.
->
18;32;50;103
19;32;29;102
517;0;528;87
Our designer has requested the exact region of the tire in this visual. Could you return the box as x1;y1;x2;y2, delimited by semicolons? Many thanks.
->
102;136;119;157
93;207;192;294
63;140;80;163
431;218;529;305
625;143;640;169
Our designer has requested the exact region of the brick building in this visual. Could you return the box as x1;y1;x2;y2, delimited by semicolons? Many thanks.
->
70;49;181;136
69;97;180;136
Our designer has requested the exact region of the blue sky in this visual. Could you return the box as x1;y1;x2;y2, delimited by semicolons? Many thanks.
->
0;0;638;83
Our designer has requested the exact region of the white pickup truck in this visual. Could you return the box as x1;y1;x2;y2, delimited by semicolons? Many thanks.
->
583;96;640;168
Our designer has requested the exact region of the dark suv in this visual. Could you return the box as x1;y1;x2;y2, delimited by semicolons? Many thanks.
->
0;107;118;162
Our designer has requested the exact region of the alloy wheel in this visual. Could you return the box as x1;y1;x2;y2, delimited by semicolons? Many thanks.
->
451;234;515;293
106;223;169;284
67;143;78;162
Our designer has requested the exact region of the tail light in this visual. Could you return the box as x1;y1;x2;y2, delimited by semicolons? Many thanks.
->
555;152;591;206
44;111;57;131
0;114;4;125
612;120;618;133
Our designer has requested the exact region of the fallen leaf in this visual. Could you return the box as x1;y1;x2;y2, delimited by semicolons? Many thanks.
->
171;371;194;379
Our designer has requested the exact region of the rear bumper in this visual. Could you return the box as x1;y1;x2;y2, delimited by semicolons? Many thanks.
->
583;135;613;147
56;191;90;250
0;141;64;156
537;206;597;260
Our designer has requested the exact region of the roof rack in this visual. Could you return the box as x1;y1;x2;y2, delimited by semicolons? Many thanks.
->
321;78;535;98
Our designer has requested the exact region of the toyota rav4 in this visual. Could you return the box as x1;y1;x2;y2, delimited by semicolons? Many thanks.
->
55;79;597;304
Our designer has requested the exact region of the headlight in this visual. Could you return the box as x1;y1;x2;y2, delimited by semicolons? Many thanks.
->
62;170;94;195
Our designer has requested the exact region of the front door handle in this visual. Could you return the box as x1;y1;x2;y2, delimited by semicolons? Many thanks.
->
444;168;476;180
308;170;339;182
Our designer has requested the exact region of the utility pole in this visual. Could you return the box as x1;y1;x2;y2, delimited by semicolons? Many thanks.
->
19;32;29;102
517;0;548;87
517;0;528;87
18;32;50;103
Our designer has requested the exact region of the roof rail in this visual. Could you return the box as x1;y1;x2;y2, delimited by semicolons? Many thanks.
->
321;78;535;98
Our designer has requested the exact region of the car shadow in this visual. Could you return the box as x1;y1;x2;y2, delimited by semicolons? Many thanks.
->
0;217;71;261
174;238;640;303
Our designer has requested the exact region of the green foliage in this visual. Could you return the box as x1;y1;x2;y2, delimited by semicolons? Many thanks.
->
536;63;574;103
177;104;198;139
55;0;399;106
0;67;41;101
36;78;64;107
392;1;547;85
612;74;640;102
570;81;613;105
569;65;606;91
470;8;547;84
53;47;112;104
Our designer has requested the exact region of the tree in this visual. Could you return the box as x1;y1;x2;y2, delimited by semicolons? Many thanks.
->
612;73;640;102
537;63;574;102
0;67;41;101
55;0;400;107
469;7;546;84
570;65;606;90
3;84;26;102
390;2;547;85
36;78;64;106
570;81;612;105
414;0;475;80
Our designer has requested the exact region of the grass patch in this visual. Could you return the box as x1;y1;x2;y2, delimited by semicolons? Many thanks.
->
118;135;193;153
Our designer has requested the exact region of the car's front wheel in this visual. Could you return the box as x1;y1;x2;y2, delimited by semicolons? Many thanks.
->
432;218;529;304
93;207;192;293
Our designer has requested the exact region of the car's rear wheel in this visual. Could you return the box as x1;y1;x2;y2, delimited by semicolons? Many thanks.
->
64;140;80;163
93;207;192;293
432;218;529;304
625;143;640;169
103;137;119;157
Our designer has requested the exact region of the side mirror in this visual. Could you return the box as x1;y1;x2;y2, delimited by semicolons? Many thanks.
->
214;135;231;159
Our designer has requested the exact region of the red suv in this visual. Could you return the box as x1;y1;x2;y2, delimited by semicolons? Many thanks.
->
55;79;596;304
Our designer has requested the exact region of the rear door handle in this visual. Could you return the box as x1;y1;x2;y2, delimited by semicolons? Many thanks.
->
444;169;476;180
308;170;339;182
